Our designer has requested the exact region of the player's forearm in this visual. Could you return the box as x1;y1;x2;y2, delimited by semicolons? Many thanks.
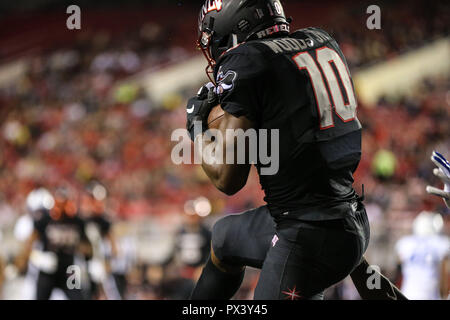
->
195;135;224;186
193;111;253;195
195;134;249;195
201;160;247;196
201;163;231;194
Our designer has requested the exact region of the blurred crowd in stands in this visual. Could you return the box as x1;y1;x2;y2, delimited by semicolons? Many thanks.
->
0;0;448;299
332;0;449;69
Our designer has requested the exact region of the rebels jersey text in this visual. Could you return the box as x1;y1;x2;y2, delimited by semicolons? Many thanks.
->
214;28;362;220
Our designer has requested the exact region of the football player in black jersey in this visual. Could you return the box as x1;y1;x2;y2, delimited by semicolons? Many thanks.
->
15;188;92;300
187;0;406;300
174;200;211;269
82;181;120;299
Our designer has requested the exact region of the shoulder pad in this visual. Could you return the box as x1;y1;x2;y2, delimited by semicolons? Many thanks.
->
215;41;267;69
217;41;265;60
291;27;335;44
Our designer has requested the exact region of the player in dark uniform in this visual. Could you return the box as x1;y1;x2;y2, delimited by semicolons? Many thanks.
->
174;207;211;269
16;188;92;300
82;181;122;299
187;0;406;300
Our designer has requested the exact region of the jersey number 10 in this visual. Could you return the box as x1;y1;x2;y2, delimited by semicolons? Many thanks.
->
293;47;357;130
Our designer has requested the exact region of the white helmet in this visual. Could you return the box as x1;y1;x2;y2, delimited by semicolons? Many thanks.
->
26;188;55;213
412;211;444;236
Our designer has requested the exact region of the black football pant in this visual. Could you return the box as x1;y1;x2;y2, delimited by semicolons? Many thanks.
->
254;209;369;299
36;270;84;300
212;203;370;300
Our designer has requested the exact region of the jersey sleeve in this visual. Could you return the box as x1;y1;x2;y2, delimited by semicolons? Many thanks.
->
215;51;267;123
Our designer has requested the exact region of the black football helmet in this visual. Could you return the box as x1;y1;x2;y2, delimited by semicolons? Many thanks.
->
198;0;290;82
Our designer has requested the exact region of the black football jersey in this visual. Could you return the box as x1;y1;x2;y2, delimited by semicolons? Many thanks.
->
175;225;211;267
214;27;362;221
34;213;88;269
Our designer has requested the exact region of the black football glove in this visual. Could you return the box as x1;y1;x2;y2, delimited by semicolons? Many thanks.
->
186;82;218;142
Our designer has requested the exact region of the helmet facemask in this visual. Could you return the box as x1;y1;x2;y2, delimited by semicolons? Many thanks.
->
197;29;216;83
198;29;239;84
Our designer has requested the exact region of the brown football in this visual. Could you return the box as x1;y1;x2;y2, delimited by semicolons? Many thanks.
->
207;105;225;129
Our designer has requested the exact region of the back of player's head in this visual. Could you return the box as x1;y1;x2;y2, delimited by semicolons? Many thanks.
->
198;0;289;80
413;211;443;236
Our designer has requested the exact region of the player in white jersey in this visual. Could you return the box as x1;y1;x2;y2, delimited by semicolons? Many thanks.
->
395;211;449;300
